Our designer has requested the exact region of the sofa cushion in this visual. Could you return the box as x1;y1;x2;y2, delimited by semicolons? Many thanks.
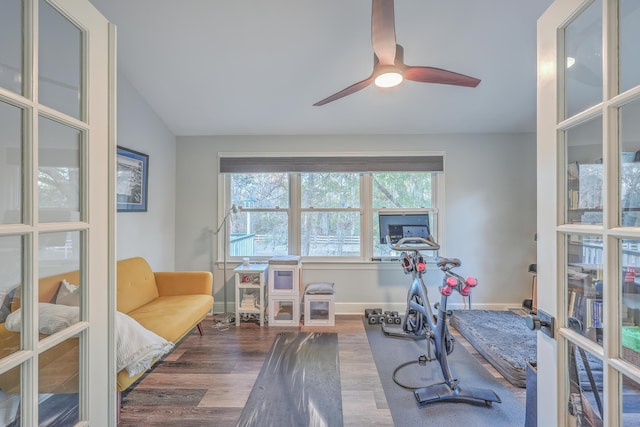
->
117;257;160;314
55;279;80;306
0;288;16;322
127;295;213;343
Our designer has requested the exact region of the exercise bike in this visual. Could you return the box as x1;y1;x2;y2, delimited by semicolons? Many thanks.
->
382;235;501;406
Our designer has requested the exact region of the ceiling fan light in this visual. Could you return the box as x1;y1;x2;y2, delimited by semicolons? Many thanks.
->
375;70;403;88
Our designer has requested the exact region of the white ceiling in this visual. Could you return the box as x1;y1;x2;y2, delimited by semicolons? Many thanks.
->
88;0;553;136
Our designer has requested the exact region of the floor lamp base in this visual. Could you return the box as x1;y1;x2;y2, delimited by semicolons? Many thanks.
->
212;312;236;324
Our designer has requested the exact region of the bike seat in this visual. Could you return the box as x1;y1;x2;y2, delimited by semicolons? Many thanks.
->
436;257;461;268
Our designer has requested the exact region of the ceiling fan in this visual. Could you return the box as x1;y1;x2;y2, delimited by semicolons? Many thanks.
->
313;0;481;106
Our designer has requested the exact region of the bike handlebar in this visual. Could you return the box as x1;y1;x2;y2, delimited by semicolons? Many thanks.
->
386;235;440;252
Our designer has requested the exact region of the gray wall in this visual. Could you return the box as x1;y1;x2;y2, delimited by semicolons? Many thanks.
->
116;73;176;271
175;134;537;313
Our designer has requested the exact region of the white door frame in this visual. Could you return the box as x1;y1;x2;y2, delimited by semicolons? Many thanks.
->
0;0;115;425
538;0;640;425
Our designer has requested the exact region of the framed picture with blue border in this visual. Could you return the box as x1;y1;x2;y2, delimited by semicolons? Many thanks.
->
116;146;149;212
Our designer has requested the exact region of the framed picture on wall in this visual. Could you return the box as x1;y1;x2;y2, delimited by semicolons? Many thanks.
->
117;146;149;212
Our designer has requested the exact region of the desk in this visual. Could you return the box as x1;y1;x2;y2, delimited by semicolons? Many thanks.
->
234;264;268;327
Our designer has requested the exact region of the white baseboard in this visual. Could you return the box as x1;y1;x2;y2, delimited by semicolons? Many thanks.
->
334;302;522;315
211;301;523;317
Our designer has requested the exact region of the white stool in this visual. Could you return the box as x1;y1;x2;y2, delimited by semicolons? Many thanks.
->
304;283;335;327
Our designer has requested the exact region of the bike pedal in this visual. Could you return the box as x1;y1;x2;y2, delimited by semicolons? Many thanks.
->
418;354;429;365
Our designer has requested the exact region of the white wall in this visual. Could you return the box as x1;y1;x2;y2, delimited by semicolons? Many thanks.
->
175;134;537;313
116;73;176;270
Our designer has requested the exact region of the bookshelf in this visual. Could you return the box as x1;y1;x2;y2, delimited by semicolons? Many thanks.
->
567;266;602;343
566;161;603;225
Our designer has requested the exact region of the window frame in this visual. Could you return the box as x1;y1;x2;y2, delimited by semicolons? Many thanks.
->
217;153;444;263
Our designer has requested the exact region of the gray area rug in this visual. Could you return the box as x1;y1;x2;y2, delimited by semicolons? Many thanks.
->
450;309;537;387
364;318;525;427
237;332;343;427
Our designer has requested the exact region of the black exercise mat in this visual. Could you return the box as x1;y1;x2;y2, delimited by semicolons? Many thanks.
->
450;309;537;387
364;318;525;426
237;332;343;427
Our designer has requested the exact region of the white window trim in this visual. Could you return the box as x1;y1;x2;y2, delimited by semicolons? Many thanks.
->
217;151;445;264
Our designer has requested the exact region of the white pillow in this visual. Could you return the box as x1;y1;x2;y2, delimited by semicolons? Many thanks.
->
304;282;335;295
55;279;80;306
5;303;79;334
115;311;174;377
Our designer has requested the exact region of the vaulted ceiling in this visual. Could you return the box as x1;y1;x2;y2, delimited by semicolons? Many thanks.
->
89;0;553;136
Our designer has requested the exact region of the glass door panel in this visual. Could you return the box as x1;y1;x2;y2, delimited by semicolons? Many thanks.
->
0;100;23;225
37;339;79;425
0;0;23;95
38;116;82;223
567;234;604;344
622;373;640;425
0;235;23;358
620;100;640;226
564;0;602;118
0;365;21;423
38;230;81;320
619;0;640;93
620;239;640;367
566;117;603;225
38;0;82;120
567;342;604;425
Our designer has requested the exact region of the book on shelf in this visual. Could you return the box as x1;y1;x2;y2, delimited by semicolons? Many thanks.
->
568;290;576;318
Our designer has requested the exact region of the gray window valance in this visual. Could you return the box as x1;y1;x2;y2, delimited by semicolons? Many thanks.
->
219;155;443;173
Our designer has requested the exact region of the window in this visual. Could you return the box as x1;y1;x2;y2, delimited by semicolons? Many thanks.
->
301;173;360;257
372;172;434;257
219;156;443;260
229;173;289;256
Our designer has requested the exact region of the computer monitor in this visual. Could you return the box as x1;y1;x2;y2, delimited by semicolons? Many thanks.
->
378;211;431;244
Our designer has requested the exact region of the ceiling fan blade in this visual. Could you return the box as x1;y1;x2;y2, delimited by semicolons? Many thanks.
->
313;77;374;106
403;66;481;87
371;0;396;65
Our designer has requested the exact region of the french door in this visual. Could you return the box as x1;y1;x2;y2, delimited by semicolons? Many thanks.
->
0;0;115;425
538;0;640;425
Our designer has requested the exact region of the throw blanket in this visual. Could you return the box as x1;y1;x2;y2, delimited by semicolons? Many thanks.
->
115;311;174;377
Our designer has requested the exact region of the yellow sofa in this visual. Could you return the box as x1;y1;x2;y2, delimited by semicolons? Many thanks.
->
0;256;213;396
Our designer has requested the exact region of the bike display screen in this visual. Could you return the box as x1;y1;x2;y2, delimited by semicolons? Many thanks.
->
379;212;431;244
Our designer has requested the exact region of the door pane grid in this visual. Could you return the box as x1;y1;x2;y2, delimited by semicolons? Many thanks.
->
0;0;104;424
557;0;640;425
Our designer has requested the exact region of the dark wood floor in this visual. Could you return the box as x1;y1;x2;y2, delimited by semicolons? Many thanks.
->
118;315;525;427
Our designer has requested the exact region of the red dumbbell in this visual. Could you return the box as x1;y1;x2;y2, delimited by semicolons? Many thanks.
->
440;286;452;296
